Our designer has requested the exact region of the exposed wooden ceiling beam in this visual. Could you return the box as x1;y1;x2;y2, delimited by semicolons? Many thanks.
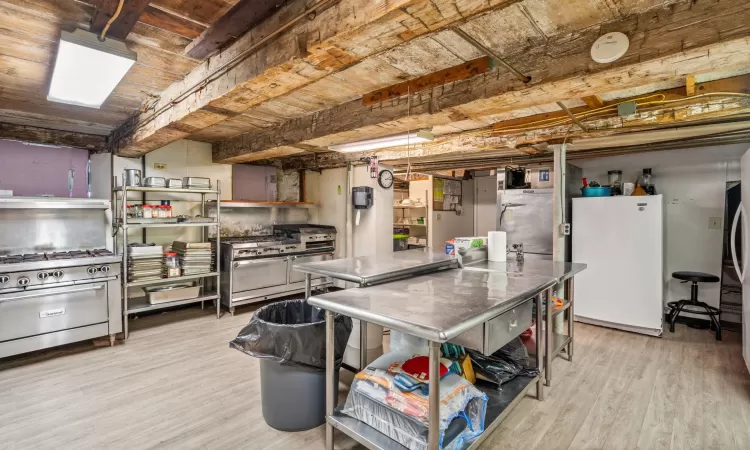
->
272;90;750;170
138;5;206;39
108;0;524;157
90;0;153;40
362;57;492;106
581;95;604;108
686;75;697;96
0;123;106;150
185;0;284;59
212;0;750;163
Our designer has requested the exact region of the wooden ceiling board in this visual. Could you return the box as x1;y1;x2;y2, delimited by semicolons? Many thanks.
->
378;36;467;76
149;0;243;26
127;22;195;55
519;0;620;36
458;5;547;57
139;5;206;39
430;30;485;61
0;86;130;125
329;58;411;93
0;108;114;135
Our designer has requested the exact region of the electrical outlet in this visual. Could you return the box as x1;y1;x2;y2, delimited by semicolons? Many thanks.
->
709;217;722;230
559;223;571;236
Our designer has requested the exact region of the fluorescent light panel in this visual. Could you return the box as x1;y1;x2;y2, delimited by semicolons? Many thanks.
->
48;29;137;109
329;130;434;153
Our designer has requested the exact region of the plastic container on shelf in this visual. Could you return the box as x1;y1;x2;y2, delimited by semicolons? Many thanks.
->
142;205;154;219
164;252;181;277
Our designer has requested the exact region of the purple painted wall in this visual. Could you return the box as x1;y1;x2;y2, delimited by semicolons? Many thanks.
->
0;140;90;197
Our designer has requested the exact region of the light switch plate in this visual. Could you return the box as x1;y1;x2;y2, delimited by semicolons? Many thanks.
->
153;163;167;170
709;217;722;230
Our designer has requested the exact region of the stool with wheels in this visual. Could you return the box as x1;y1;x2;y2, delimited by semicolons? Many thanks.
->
667;271;721;340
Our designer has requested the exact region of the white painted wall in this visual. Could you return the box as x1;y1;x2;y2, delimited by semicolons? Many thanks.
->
474;176;498;236
574;144;746;317
305;168;347;258
431;178;475;251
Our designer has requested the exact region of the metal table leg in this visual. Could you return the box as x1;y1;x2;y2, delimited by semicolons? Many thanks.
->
305;273;312;300
325;310;335;450
428;340;441;450
545;287;553;387
535;291;544;401
568;277;575;360
359;319;368;370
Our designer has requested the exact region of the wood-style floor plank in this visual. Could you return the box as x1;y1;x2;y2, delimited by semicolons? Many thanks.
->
0;305;748;450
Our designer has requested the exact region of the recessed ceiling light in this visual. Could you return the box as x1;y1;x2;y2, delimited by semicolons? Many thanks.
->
329;130;435;153
48;29;137;109
591;32;630;64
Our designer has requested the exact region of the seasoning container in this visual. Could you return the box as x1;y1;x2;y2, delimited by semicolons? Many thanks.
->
164;252;181;278
142;205;154;219
164;205;172;218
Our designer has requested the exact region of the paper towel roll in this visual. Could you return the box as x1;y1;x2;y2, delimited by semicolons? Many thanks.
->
488;231;507;262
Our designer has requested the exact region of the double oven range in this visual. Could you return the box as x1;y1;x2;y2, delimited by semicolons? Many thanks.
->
0;198;121;359
217;224;336;315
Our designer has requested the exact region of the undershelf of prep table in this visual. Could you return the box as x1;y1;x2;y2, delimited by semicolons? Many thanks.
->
328;375;539;450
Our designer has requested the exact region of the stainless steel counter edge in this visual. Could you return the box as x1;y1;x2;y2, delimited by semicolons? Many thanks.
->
0;256;122;273
463;261;588;283
308;277;556;342
296;259;457;285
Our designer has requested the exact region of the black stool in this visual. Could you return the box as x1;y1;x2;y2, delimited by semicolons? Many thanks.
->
667;271;722;340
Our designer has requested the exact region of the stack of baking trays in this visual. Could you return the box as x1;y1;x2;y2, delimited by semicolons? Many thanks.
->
127;244;164;282
172;241;212;275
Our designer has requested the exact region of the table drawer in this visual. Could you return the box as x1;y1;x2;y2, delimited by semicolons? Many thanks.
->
449;300;533;355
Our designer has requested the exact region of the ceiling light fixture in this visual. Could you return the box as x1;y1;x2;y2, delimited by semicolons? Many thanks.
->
48;29;137;109
329;130;435;153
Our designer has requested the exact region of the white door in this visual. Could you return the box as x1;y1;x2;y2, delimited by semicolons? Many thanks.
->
475;176;498;236
573;195;664;334
736;150;750;371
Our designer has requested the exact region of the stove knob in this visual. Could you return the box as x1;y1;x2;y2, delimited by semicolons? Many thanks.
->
37;272;49;280
99;266;110;273
53;270;64;278
87;267;98;275
0;275;9;284
17;277;30;287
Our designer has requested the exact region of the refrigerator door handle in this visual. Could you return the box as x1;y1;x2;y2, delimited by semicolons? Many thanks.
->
731;203;745;282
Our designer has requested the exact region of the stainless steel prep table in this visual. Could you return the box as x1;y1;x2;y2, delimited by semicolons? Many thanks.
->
308;268;556;450
461;258;587;386
295;249;458;370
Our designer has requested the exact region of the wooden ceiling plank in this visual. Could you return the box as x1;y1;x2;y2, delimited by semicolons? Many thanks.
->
0;122;107;150
212;0;750;163
109;0;524;156
90;0;153;40
138;5;206;39
185;0;283;59
581;95;605;108
362;56;492;105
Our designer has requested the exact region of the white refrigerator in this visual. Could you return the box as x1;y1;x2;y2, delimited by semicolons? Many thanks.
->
730;149;750;373
572;195;664;336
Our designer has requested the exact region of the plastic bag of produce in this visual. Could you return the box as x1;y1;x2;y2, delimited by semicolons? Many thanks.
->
468;337;539;386
343;363;488;450
230;299;352;369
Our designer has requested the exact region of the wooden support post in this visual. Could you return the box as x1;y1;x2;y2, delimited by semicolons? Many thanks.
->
686;75;697;96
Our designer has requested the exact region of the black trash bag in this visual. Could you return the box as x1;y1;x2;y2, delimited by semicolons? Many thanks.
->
230;299;353;370
467;337;540;387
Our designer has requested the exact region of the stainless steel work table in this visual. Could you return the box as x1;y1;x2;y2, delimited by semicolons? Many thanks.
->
296;249;459;372
462;259;587;386
308;268;556;450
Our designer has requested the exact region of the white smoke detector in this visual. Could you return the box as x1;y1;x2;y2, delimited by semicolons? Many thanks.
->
591;32;630;63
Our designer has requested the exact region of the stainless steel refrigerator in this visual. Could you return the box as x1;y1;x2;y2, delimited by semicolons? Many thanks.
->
497;165;581;259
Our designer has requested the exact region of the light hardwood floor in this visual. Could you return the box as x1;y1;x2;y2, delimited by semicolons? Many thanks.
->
1;305;748;450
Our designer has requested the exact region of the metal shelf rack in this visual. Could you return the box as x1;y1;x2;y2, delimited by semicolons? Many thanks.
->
112;178;221;339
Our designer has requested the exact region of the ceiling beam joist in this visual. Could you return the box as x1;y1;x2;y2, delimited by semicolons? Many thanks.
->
362;57;493;106
185;0;285;59
110;0;524;157
0;123;107;151
213;0;750;164
90;0;153;40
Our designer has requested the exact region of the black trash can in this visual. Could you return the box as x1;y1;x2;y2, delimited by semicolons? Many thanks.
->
230;299;352;431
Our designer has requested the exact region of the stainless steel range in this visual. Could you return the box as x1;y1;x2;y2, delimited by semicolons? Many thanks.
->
217;224;336;314
0;198;121;359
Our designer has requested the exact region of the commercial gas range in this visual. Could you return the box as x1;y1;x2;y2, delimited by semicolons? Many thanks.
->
216;224;336;314
0;198;121;359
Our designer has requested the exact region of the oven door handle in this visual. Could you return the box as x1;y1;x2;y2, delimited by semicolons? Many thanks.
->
290;252;335;260
0;284;105;304
234;257;289;268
